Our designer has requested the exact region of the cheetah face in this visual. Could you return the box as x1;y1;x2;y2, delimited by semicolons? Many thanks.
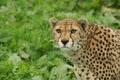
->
49;17;88;52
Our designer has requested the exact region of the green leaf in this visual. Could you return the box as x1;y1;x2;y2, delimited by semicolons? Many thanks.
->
49;63;73;80
32;75;45;80
8;54;21;66
0;32;12;43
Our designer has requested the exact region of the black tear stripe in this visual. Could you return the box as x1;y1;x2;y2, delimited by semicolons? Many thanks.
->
58;32;62;41
56;26;62;40
70;34;74;47
70;23;74;47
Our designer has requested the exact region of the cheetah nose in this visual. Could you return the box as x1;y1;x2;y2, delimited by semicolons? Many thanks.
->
61;39;69;45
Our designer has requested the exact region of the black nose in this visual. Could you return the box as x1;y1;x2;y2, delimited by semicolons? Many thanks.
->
61;39;69;45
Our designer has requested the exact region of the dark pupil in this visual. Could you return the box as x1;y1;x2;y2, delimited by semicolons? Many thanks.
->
71;29;77;33
56;29;61;33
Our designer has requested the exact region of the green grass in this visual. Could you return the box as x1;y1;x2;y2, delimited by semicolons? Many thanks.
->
0;0;120;80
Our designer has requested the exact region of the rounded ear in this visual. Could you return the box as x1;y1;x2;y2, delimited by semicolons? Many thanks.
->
77;19;89;32
49;17;58;28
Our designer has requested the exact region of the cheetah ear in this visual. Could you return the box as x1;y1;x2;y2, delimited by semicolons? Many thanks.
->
77;19;89;32
49;17;58;29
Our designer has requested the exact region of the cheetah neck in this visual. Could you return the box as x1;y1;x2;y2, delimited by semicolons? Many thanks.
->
67;24;98;66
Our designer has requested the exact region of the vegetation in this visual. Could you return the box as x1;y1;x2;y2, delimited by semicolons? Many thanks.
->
0;0;120;80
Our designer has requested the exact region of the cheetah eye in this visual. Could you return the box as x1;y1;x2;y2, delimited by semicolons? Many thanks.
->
56;29;61;33
71;29;77;34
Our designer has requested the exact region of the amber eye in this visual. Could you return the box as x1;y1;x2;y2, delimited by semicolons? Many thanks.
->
56;29;61;33
71;29;77;34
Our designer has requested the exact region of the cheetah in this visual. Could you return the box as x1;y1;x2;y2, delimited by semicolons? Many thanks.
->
49;17;120;80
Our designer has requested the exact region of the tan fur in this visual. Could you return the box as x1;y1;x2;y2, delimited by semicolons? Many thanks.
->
49;18;120;80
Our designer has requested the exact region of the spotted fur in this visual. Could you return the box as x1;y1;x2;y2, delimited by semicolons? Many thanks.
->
49;17;120;80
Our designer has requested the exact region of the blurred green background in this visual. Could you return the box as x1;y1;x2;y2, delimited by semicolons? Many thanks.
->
0;0;120;80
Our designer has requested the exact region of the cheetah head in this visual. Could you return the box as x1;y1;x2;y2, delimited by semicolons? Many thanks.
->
49;17;88;52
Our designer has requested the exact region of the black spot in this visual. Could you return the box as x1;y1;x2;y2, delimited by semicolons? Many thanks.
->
100;50;103;52
100;46;103;48
97;61;99;64
101;26;103;29
103;42;105;45
96;65;99;67
86;60;89;63
79;73;82;76
93;37;99;42
96;43;99;47
112;34;114;38
81;60;84;63
96;31;102;35
81;69;84;72
108;42;111;45
83;51;86;53
98;48;100;51
86;77;90;80
92;42;94;45
93;48;95;50
107;48;109;51
103;63;106;67
102;57;106;60
98;57;100;60
106;44;108;47
112;43;114;46
99;36;102;38
99;40;103;44
104;48;106;51
103;71;105;73
108;29;111;32
104;77;107;80
95;51;97;54
86;56;89;58
90;59;92;61
94;78;98;80
104;32;106;35
83;56;85;59
99;71;102;73
83;65;86;68
86;72;89;75
112;39;114;42
96;72;99;75
104;37;107;41
78;58;80;60
100;61;102;64
103;53;105;56
99;53;102;56
108;34;110;38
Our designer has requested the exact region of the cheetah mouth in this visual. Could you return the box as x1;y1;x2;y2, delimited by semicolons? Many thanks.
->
61;46;70;49
60;46;71;51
